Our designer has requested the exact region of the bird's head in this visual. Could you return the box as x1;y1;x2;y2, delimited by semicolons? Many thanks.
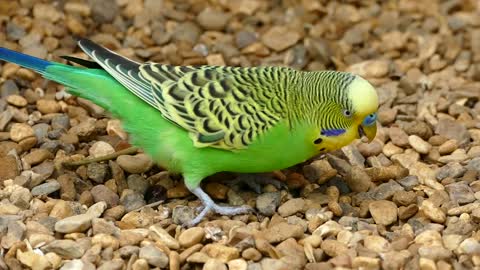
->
304;72;378;153
347;76;378;142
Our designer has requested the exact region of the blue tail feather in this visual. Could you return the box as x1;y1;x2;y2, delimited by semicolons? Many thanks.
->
0;47;52;72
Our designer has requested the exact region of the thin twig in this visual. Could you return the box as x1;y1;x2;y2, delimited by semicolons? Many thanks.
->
132;200;164;212
62;146;140;167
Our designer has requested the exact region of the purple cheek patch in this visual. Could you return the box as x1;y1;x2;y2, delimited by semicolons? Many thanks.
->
321;128;346;137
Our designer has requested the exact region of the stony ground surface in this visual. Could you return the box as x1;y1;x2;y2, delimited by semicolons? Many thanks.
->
1;0;480;269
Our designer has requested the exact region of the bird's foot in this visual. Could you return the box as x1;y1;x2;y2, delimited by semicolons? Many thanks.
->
185;187;253;227
226;173;287;193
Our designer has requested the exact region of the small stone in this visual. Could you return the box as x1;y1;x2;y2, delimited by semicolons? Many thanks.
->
203;243;240;262
398;175;420;191
106;119;128;140
89;141;115;158
87;162;109;183
320;239;348;257
420;200;446;223
42;240;85;259
435;119;470;145
36;99;61;114
55;213;94;233
389;127;409;147
204;259;227;270
179;227;205;248
458;238;480;255
436;162;466;180
364;235;390;253
445;182;475;204
16;250;51;270
139;244;169;268
0;156;19;181
393;191;417;206
352;256;380;270
31;180;61;196
205;182;229;200
303;160;337;184
197;8;230;31
398;204;418;220
228;259;248;270
91;185;119;207
117;154;153;174
23;149;53;166
172;206;195;225
262;222;304;244
261;26;301;52
418;246;452;261
372;180;405;200
383;142;404;157
127;174;149;195
256;192;281;216
408;135;432;154
278;198;305;217
438;139;458;155
10;123;35;142
6;95;27;107
150;224;180;249
369;200;398;226
347;59;390;78
242;247;262;261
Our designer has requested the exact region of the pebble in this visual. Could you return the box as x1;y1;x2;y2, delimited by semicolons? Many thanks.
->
435;119;470;145
37;99;61;114
445;182;475;204
179;227;205;248
89;141;115;158
6;95;27;107
408;135;432;154
278;198;305;217
150;224;180;249
139;244;169;268
389;127;410;147
364;235;390;253
420;200;446;223
31;180;61;196
261;26;301;52
87;162;109;183
0;156;19;181
10;123;35;142
42;240;85;259
90;185;119;207
197;8;230;31
116;154;153;174
438;139;458;155
347;59;390;78
203;243;240;262
23;148;53;165
262;222;304;244
320;239;348;257
255;192;281;216
372;180;405;200
369;200;398;226
55;213;94;233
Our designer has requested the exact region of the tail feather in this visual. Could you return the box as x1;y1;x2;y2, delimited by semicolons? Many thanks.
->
0;47;52;72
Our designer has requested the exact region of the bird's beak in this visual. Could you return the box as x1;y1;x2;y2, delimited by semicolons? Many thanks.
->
358;124;377;142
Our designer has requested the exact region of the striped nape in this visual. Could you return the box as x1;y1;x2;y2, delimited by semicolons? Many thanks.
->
288;70;356;132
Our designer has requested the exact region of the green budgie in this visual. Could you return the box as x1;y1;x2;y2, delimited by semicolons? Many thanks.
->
0;39;378;226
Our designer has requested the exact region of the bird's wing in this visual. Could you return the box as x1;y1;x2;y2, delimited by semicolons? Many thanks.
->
78;39;290;150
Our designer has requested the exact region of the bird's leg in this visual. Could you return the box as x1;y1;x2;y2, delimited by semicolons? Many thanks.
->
186;186;253;227
226;173;287;193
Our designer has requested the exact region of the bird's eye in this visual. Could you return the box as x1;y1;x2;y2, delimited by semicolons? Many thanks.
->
343;109;352;117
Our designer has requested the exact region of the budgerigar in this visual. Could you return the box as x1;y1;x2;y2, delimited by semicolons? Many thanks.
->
0;39;378;226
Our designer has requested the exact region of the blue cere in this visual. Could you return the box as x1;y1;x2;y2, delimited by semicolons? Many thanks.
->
362;113;377;126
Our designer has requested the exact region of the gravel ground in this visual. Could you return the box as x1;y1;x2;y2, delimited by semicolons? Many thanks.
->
1;0;480;269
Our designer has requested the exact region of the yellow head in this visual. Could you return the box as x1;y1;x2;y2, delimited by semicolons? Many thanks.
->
347;76;378;142
303;72;379;153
